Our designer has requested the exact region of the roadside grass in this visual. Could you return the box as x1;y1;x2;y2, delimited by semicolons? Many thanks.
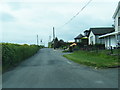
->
62;50;69;53
63;50;120;68
102;49;119;55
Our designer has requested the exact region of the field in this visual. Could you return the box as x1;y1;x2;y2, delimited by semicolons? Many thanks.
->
63;49;120;68
1;43;43;72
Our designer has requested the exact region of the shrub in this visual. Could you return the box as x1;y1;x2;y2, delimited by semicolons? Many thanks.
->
2;43;41;72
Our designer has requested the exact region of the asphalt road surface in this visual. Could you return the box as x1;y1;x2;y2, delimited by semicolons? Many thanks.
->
2;48;119;88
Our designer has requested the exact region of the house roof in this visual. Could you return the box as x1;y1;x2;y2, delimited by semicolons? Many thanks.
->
113;1;120;19
84;30;89;33
84;30;90;37
89;27;115;35
74;34;84;39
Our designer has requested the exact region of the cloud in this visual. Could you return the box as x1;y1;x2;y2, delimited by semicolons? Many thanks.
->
0;13;16;22
1;0;119;3
7;2;22;10
1;0;120;46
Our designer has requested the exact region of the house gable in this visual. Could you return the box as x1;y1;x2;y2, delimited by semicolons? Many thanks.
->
88;31;96;45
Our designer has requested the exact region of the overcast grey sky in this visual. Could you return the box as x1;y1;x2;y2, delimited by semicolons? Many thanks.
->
0;0;119;46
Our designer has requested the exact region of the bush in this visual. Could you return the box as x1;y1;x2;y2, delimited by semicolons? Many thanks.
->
2;43;42;72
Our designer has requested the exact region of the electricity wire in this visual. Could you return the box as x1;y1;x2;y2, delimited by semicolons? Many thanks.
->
57;0;92;29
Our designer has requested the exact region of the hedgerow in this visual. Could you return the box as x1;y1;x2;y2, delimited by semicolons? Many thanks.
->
2;43;42;72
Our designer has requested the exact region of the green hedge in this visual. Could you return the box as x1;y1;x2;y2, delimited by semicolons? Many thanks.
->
2;43;42;72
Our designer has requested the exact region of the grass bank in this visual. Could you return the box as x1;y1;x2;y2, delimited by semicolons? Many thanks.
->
63;50;120;68
2;43;43;72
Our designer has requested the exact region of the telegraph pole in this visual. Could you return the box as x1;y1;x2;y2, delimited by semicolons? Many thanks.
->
53;27;55;40
49;36;51;42
40;39;42;45
37;35;39;45
53;27;55;49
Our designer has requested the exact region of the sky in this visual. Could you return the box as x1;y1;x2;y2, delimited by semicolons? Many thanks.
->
0;0;120;46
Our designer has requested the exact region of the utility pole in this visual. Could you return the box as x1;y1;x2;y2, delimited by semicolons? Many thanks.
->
53;27;55;49
48;36;51;48
53;27;55;40
49;36;51;42
40;39;42;45
37;35;39;45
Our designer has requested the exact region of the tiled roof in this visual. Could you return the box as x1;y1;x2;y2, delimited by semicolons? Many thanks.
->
89;27;115;35
74;34;84;39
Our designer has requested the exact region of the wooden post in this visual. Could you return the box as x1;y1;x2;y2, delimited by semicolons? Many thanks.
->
110;46;113;54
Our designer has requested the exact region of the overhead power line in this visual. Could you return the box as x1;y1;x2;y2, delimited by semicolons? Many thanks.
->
57;0;92;29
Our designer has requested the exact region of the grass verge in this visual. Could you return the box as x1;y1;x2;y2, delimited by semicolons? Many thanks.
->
63;50;120;68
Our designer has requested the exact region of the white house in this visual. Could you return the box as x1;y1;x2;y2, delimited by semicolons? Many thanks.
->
99;1;120;49
88;27;114;45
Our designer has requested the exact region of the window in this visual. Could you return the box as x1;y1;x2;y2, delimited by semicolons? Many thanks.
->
117;34;120;41
117;34;120;46
77;39;79;42
118;17;120;26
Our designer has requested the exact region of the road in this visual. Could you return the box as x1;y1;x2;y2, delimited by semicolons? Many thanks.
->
2;48;118;88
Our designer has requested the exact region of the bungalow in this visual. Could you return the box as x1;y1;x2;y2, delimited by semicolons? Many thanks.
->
74;34;84;43
88;27;115;45
74;34;88;45
99;1;120;49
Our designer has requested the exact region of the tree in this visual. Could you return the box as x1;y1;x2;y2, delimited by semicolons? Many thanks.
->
58;39;65;48
54;37;59;49
53;38;66;49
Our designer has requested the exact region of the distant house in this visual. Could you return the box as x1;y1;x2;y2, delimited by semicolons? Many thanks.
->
99;2;120;49
74;34;84;43
74;34;88;45
88;27;115;45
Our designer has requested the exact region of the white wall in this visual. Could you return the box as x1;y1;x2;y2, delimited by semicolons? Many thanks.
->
89;31;96;45
104;35;117;49
89;31;104;45
105;37;109;49
110;35;117;48
114;7;120;32
114;4;120;47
